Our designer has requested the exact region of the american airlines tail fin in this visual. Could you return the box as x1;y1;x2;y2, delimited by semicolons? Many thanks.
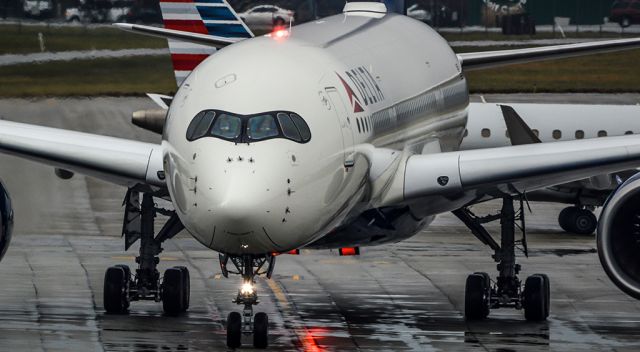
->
159;0;254;86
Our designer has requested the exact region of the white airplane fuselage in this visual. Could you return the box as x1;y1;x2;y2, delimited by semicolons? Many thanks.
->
163;11;469;255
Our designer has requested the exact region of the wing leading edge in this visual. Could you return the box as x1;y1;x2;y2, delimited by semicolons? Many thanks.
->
403;135;640;207
458;37;640;71
0;120;165;191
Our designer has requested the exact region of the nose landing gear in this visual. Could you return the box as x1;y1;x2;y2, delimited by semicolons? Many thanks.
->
103;191;189;316
220;253;275;349
454;196;551;321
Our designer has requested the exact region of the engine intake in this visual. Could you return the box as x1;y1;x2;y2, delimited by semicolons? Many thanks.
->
597;173;640;299
0;180;13;262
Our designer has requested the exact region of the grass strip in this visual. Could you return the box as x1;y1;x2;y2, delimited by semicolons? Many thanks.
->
0;24;167;55
0;55;176;97
0;48;639;96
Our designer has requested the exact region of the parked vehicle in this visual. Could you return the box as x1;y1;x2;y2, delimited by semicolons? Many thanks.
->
65;0;133;23
122;4;161;24
610;0;640;27
22;0;53;18
238;5;294;30
407;4;431;23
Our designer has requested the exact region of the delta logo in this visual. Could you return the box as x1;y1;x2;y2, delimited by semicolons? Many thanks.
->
336;67;385;114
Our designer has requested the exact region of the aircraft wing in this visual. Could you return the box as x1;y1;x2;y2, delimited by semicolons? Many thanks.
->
403;135;640;205
458;37;640;71
0;120;165;190
114;23;240;49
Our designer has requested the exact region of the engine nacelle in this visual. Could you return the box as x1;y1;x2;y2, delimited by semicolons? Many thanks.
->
0;181;13;262
597;173;640;299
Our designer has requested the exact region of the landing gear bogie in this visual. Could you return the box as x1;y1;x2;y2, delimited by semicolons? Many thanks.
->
222;254;275;349
456;196;551;322
102;191;190;315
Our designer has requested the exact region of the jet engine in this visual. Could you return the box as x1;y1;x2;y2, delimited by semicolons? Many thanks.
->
597;173;640;299
0;180;13;262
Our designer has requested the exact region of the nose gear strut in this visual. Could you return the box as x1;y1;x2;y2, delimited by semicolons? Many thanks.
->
219;253;275;349
453;196;550;321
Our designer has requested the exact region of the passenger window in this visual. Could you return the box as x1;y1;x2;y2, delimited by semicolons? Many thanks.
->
625;130;634;135
186;111;215;141
211;113;241;140
598;130;608;137
356;118;362;133
553;130;562;139
247;114;278;140
575;130;585;139
277;113;302;142
290;113;311;142
481;128;491;138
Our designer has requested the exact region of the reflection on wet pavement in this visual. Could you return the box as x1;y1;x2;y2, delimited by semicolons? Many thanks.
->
2;216;640;352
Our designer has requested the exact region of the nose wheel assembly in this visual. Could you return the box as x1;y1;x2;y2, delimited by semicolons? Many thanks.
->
103;191;190;316
220;253;275;349
454;196;551;321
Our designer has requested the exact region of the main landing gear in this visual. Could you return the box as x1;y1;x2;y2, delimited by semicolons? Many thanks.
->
103;191;189;316
219;253;275;349
558;206;597;235
453;196;550;321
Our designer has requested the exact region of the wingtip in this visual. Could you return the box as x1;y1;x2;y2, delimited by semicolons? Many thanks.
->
113;23;133;30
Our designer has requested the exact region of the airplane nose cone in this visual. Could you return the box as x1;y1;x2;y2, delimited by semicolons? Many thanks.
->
191;145;301;254
214;183;269;236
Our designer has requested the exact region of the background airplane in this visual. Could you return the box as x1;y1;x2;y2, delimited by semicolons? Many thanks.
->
463;102;640;234
3;1;640;349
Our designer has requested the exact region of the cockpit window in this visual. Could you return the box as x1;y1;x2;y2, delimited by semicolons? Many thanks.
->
290;113;311;141
186;110;311;144
248;114;279;140
211;113;242;140
277;112;302;142
186;111;215;141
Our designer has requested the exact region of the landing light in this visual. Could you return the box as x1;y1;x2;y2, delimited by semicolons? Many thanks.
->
241;281;255;295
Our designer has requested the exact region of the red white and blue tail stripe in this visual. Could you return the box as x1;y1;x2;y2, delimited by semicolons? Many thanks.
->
159;0;253;86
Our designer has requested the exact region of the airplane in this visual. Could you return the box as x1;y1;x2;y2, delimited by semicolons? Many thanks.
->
463;102;640;234
3;0;640;349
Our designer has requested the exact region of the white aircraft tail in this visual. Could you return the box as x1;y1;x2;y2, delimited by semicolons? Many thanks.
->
159;0;254;86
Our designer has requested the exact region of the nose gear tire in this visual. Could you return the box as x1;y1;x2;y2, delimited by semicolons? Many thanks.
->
227;311;242;348
253;312;269;348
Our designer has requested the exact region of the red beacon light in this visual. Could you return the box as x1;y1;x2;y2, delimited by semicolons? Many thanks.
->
268;26;290;40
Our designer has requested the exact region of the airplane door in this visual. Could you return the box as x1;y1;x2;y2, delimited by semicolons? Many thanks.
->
326;88;355;166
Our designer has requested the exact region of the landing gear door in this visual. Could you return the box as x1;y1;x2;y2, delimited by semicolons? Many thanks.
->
325;88;355;167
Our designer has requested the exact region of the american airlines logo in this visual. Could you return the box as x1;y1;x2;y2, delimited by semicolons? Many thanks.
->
336;66;385;113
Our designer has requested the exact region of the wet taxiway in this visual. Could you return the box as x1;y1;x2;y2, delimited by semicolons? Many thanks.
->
1;96;640;351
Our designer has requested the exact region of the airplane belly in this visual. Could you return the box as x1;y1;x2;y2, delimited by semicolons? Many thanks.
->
307;206;435;249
